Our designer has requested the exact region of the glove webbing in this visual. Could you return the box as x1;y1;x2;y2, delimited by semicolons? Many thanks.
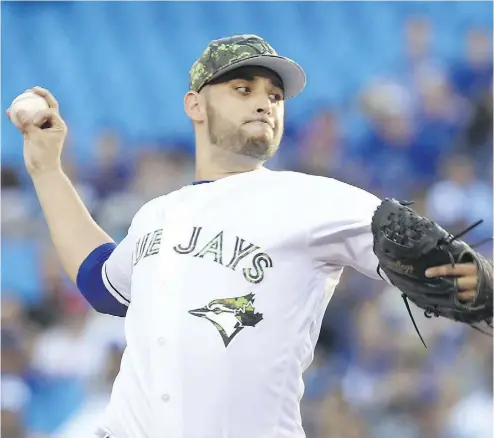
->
377;218;492;348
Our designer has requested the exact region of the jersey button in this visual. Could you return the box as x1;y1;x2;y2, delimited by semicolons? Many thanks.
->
158;337;166;346
161;394;170;403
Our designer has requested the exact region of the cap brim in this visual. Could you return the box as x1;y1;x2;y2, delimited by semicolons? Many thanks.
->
208;55;306;99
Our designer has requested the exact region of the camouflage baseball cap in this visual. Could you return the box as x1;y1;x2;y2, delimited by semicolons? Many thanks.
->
189;34;306;99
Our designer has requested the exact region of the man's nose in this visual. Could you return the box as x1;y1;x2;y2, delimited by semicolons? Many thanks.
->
254;94;273;115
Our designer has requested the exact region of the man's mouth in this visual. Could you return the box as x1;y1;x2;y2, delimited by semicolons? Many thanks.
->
246;120;273;129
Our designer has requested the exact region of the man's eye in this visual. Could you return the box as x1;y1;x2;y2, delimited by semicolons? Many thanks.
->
270;93;283;102
236;86;250;94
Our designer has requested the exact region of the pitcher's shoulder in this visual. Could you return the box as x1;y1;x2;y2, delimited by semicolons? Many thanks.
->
131;188;185;223
267;170;340;187
269;171;380;204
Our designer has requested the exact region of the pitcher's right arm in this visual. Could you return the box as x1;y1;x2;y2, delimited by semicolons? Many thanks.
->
8;87;131;316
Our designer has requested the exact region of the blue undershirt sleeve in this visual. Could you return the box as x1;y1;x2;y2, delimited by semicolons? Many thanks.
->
76;242;129;317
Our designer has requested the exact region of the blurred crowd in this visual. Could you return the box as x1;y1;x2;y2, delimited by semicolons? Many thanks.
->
2;13;493;438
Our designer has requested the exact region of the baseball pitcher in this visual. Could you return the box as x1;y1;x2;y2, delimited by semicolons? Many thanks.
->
8;35;492;438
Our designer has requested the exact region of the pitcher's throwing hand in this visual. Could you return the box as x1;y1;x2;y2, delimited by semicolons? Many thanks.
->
8;86;67;176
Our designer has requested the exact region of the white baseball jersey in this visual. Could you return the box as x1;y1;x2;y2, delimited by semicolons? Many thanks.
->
97;167;383;438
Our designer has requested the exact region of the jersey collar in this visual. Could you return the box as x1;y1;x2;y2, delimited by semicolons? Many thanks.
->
191;168;269;186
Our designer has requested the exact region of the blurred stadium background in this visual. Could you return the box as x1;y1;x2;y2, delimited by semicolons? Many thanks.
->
1;2;493;438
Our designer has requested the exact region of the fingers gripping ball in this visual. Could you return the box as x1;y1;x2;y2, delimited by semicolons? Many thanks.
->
9;92;49;129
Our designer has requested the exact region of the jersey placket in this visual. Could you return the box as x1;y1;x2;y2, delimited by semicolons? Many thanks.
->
150;221;185;438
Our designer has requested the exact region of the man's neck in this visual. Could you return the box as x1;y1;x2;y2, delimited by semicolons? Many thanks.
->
195;143;264;182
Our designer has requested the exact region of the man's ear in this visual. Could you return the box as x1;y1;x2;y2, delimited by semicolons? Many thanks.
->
184;91;206;123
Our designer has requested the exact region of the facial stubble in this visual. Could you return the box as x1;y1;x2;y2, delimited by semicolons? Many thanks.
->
205;102;282;161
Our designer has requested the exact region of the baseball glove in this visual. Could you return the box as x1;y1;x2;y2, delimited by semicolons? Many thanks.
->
371;198;493;346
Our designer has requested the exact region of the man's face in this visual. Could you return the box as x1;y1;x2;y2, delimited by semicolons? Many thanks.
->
202;66;285;161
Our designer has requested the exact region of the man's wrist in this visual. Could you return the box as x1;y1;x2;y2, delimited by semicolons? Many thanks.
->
29;164;65;182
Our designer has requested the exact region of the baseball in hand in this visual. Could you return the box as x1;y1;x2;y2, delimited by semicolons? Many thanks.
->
9;91;49;128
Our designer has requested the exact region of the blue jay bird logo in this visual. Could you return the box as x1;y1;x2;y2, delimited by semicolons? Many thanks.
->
188;293;263;347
